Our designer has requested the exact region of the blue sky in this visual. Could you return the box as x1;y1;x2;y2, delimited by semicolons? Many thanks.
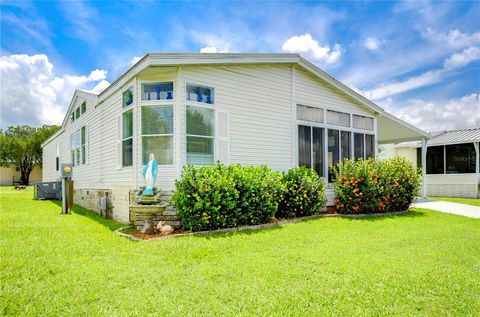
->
1;0;479;131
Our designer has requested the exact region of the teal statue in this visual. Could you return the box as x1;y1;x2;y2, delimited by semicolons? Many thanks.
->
142;153;158;196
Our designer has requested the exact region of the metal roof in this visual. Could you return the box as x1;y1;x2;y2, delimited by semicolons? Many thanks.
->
395;128;480;147
427;128;480;145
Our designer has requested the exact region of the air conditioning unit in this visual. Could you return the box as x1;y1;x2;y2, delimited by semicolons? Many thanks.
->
34;181;62;200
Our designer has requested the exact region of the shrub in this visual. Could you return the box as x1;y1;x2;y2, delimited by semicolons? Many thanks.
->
277;167;326;218
332;157;421;214
172;163;283;231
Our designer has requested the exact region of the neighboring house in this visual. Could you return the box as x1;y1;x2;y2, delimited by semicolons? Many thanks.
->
42;53;429;222
0;165;42;185
385;128;480;198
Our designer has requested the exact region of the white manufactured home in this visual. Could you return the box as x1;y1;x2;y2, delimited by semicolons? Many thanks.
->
42;53;429;222
384;128;480;198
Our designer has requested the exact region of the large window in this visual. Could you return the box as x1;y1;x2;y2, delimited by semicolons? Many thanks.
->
141;82;174;101
187;106;215;165
446;143;476;174
55;144;60;171
328;129;340;181
71;126;86;166
122;110;133;167
426;146;444;174
354;133;364;159
298;125;324;177
141;105;173;164
341;131;350;160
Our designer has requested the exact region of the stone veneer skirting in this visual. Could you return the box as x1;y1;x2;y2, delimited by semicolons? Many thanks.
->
427;184;479;198
73;189;113;217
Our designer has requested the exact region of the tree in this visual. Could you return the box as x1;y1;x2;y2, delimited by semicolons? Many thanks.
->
0;125;59;185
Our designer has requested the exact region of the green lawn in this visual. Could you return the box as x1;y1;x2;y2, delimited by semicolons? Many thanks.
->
430;196;480;207
1;187;479;316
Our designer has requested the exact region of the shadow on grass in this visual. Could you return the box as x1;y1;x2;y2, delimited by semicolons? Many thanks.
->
51;200;125;231
189;224;285;240
340;209;427;222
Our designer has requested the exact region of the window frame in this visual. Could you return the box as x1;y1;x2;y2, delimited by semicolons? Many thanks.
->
70;126;87;166
140;104;175;166
296;104;376;182
185;82;215;105
186;104;216;166
140;81;174;102
121;108;134;167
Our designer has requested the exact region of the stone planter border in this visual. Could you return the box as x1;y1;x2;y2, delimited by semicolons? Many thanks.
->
115;210;410;241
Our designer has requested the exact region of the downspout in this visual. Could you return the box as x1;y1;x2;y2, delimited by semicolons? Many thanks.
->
421;138;427;198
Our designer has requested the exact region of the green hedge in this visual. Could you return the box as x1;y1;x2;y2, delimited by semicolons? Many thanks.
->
172;164;327;231
331;158;421;214
277;167;326;218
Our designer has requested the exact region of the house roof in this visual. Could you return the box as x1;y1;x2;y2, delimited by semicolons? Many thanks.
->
43;53;430;147
394;127;480;148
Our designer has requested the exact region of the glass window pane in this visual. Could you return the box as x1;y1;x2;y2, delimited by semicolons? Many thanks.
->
81;102;86;114
352;115;374;130
122;87;134;108
312;127;323;177
341;131;350;160
365;134;375;159
186;84;214;104
187;136;214;165
298;125;311;169
142;136;173;165
354;133;364;159
187;106;214;136
328;129;340;181
297;105;323;123
81;127;86;145
76;148;80;165
123;110;133;139
81;145;86;164
426;146;444;174
326;110;350;127
141;82;173;101
76;107;80;118
141;106;173;135
446;143;476;174
122;139;133;167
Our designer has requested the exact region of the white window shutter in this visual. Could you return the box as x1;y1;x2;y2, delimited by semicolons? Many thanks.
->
216;111;229;164
116;116;122;169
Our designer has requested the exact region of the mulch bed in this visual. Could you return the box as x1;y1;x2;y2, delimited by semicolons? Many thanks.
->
116;209;409;241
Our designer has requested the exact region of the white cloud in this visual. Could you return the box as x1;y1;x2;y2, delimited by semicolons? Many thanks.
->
91;80;110;94
282;34;342;64
383;93;480;131
361;46;480;100
199;46;229;53
363;70;443;100
444;46;480;70
364;37;384;50
130;56;142;65
423;28;480;49
0;54;109;128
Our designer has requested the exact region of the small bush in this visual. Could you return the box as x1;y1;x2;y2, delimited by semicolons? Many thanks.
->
332;157;421;214
172;164;283;231
277;167;326;218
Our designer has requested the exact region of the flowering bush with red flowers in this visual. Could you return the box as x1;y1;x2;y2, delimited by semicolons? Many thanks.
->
331;157;421;214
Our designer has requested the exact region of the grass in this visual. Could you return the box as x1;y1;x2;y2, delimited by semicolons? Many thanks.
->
1;187;479;316
430;196;480;207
